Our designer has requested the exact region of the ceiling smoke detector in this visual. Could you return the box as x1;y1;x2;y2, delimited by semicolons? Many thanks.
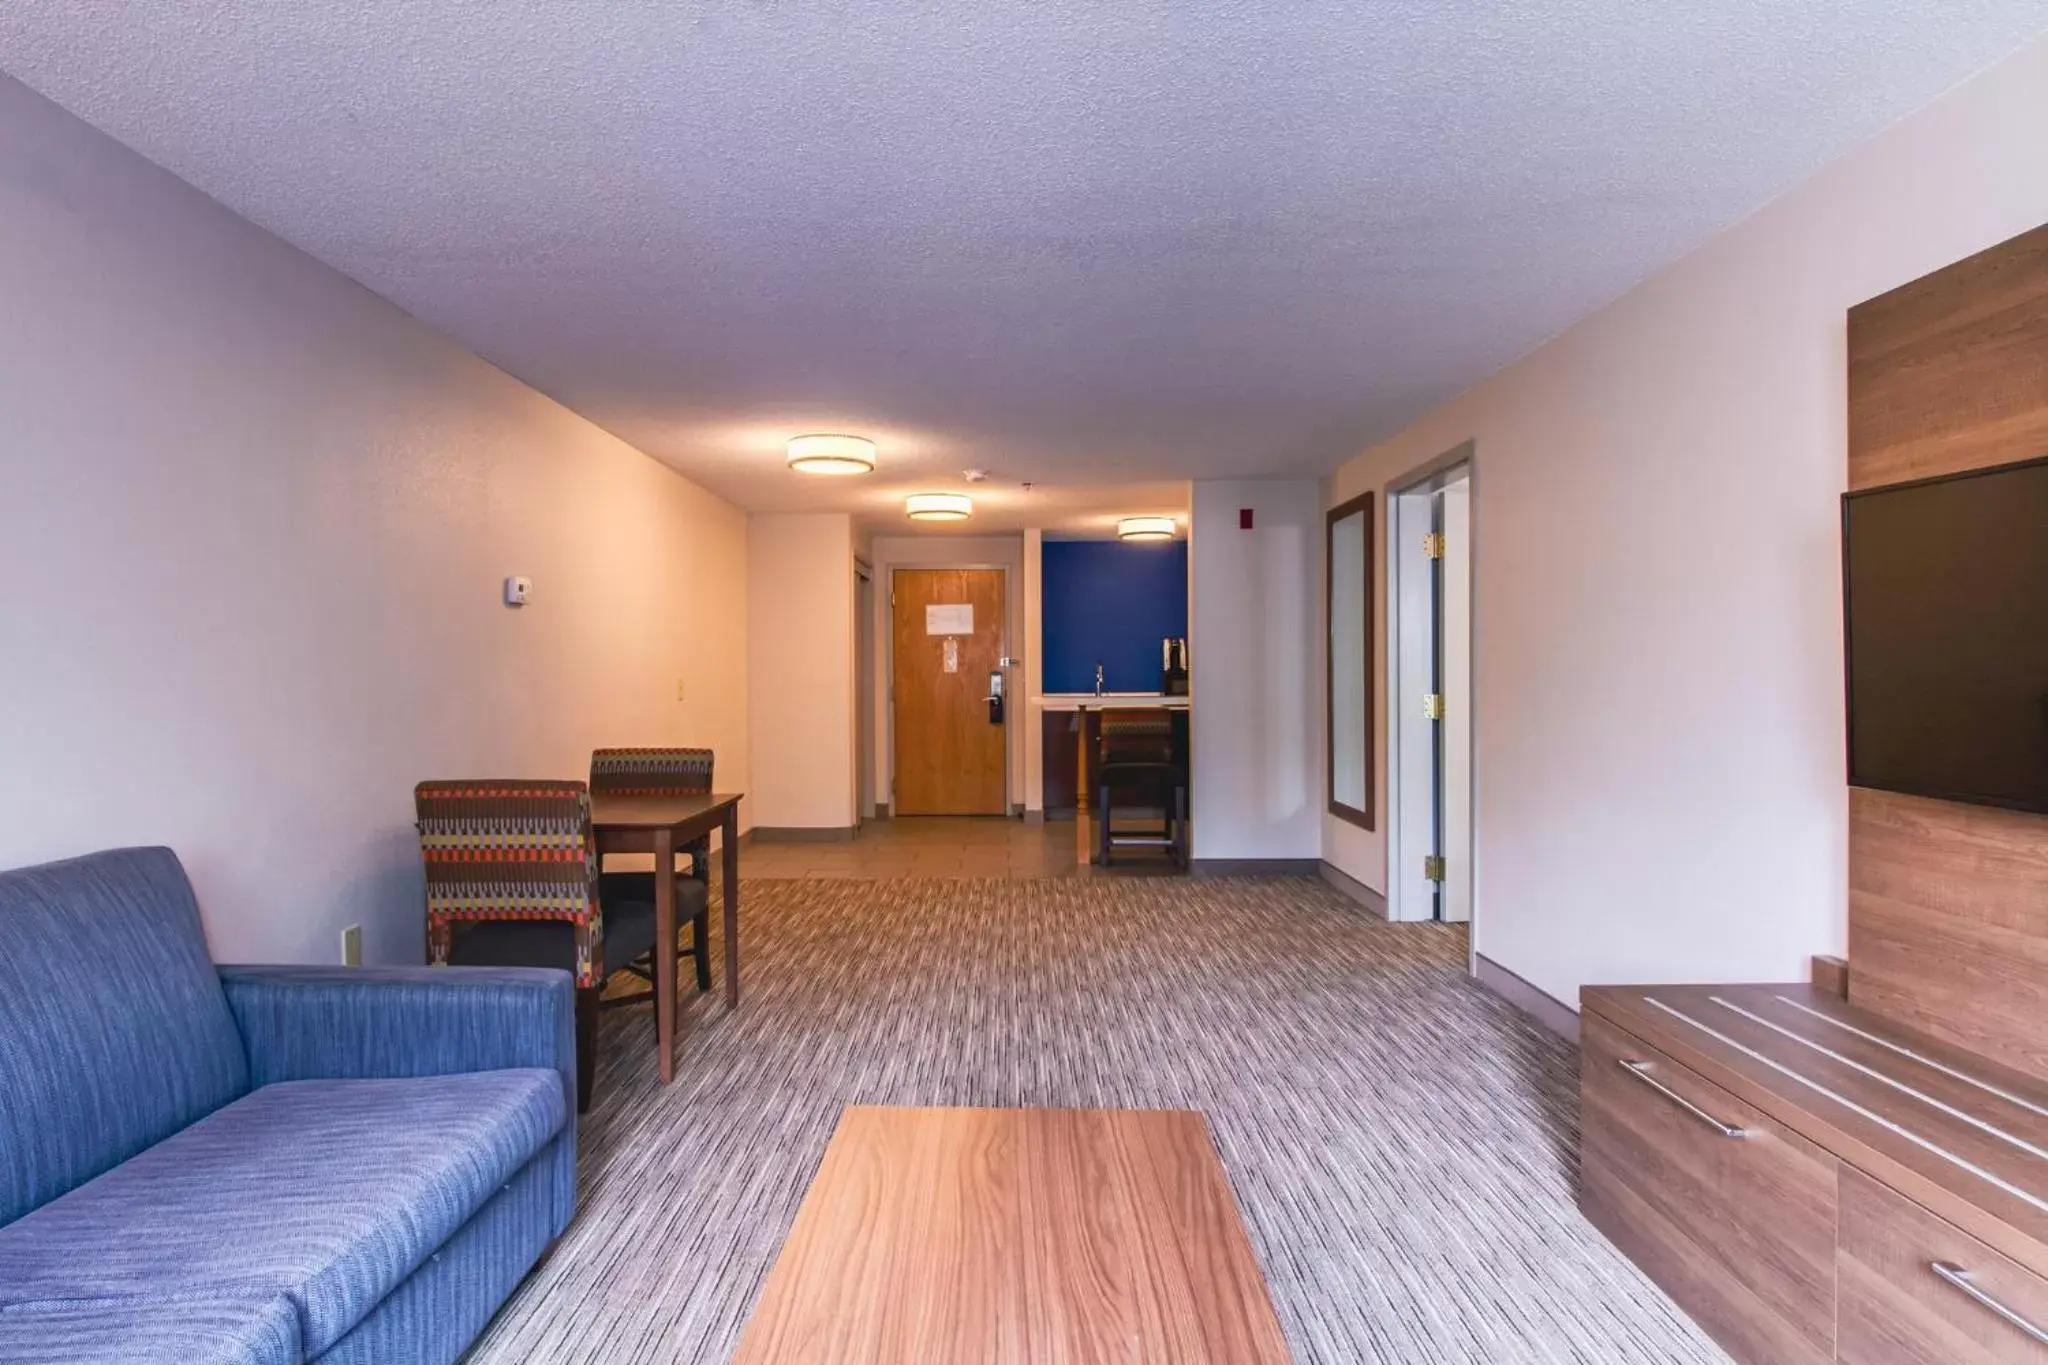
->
962;469;989;483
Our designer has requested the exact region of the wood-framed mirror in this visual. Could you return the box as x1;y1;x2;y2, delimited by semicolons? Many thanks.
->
1327;491;1374;828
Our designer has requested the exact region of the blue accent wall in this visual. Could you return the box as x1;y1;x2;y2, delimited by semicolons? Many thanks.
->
1041;539;1189;694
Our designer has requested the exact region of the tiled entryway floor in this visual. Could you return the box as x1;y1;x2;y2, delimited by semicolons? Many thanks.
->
741;816;1079;879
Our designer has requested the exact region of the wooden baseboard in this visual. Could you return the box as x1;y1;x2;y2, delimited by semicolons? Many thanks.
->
1189;858;1321;877
1473;954;1579;1042
1810;954;1849;998
1317;862;1387;917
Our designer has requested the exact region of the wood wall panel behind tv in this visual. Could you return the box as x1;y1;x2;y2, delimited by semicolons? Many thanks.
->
1845;221;2048;1082
1848;222;2048;492
1848;787;2048;1081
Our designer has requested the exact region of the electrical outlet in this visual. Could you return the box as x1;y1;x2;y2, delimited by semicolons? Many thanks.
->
341;924;362;967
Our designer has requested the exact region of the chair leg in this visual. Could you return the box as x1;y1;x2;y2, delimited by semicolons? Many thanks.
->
1097;782;1112;866
1179;787;1189;869
574;986;598;1114
692;902;712;991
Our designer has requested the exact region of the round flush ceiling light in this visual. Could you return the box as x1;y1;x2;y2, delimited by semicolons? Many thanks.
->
1117;516;1176;541
905;492;973;521
786;433;877;475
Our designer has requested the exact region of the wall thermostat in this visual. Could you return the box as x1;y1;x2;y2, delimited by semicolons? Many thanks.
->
503;576;532;607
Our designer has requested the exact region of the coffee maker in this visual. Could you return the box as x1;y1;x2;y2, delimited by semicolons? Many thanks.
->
1160;637;1189;695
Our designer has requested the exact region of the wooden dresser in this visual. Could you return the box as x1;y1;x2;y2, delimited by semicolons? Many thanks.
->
1582;983;2047;1364
1578;224;2048;1362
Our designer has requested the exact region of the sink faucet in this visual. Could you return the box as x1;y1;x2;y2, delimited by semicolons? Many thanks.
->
1094;662;1105;697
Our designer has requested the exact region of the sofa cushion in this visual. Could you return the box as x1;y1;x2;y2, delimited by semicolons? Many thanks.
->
313;1140;563;1365
0;847;250;1226
0;1070;565;1356
0;1290;299;1365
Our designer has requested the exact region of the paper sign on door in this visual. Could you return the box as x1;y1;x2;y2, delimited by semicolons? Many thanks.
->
943;638;960;673
926;603;973;635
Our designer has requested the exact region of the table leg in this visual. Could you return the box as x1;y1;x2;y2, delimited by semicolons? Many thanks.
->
722;805;741;1010
654;827;676;1084
1076;709;1092;866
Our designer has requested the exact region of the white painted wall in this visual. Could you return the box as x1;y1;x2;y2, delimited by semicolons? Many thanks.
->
1323;34;2048;1010
0;74;750;966
748;513;857;830
867;533;1027;812
1189;480;1322;861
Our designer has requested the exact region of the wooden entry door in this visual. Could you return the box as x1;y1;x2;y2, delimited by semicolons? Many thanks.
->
892;569;1006;815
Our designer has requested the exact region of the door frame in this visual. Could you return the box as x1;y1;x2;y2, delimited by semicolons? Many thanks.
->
885;563;1015;816
1385;442;1479;970
855;559;876;823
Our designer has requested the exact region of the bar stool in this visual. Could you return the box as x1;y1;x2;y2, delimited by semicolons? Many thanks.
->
1095;710;1188;869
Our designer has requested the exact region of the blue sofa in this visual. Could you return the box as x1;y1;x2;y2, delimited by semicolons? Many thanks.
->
0;847;578;1365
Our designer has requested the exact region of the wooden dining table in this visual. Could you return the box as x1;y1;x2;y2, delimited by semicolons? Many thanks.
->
590;791;744;1083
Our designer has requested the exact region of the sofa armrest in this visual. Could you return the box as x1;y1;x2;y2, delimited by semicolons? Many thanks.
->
217;965;576;1114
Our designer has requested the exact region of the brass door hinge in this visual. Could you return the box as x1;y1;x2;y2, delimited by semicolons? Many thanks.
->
1423;693;1445;721
1422;532;1446;559
1423;855;1446;882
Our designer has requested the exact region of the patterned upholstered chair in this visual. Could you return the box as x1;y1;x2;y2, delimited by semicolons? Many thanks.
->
416;779;656;1112
589;748;714;993
1095;709;1189;868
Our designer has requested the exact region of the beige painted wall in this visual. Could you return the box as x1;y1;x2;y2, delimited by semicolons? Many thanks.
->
1322;34;2048;1008
747;513;858;830
868;534;1028;812
0;74;750;966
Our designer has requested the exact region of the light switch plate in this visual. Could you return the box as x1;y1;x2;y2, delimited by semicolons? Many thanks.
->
503;575;532;607
341;924;362;967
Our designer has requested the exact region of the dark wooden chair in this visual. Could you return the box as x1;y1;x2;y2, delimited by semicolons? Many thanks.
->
1095;709;1188;869
416;778;656;1113
589;748;714;993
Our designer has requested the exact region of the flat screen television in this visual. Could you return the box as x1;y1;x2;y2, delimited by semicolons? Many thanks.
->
1842;454;2048;814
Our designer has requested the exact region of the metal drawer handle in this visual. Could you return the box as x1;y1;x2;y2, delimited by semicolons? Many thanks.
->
1931;1261;2048;1345
1619;1059;1747;1139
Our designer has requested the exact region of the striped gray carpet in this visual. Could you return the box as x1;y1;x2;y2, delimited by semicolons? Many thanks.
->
468;877;1727;1364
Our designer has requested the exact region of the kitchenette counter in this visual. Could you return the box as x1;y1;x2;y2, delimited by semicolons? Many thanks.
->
1037;696;1192;859
1033;693;1190;711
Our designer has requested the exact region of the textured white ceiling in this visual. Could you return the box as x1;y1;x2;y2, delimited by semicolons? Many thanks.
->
4;3;2044;530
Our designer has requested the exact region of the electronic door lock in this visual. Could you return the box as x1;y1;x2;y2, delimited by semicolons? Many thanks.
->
988;670;1005;725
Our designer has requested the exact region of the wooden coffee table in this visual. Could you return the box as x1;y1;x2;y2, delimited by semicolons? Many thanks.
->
733;1107;1292;1364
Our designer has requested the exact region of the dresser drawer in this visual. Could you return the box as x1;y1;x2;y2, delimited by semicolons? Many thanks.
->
1579;1012;1837;1365
1839;1165;2048;1364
